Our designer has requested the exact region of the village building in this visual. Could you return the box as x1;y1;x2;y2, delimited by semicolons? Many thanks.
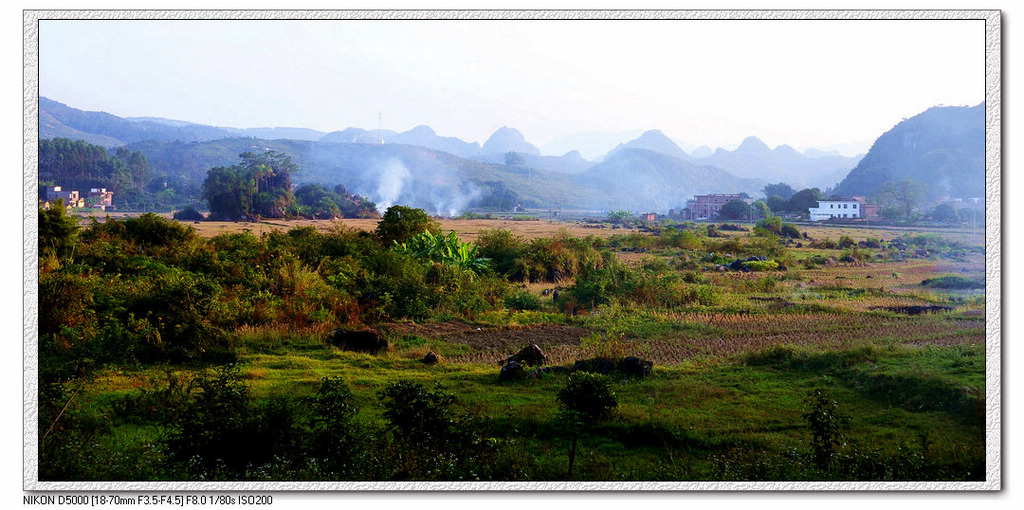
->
809;196;876;221
683;193;749;220
87;188;115;210
41;186;85;209
40;185;113;210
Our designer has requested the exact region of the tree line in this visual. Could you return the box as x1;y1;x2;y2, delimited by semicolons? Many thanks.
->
199;151;380;220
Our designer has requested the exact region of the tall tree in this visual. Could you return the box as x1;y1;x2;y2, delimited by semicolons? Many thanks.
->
766;195;788;213
375;205;441;246
201;165;250;221
787;188;824;215
762;182;796;200
876;180;926;218
718;199;752;221
201;151;297;220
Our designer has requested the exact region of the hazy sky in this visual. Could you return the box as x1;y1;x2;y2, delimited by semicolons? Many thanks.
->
38;17;985;156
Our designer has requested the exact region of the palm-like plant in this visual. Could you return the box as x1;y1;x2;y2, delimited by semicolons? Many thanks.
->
395;230;490;273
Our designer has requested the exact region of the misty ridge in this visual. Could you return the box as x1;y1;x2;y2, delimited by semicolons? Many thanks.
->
38;97;984;216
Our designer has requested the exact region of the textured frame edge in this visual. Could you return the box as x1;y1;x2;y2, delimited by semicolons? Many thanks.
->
22;8;1002;493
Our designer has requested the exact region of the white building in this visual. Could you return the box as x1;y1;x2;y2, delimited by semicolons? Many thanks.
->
809;198;863;221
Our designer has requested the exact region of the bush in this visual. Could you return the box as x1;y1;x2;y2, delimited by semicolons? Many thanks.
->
477;229;528;277
308;377;361;475
375;205;441;246
660;227;702;250
38;200;80;263
743;275;777;293
557;372;618;424
172;206;205;221
165;366;300;478
921;275;984;290
780;223;802;239
378;380;458;446
682;284;721;306
741;260;780;272
803;388;848;470
504;289;542;311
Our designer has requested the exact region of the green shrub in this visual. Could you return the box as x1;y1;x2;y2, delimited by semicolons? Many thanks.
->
172;206;205;221
374;205;441;246
165;366;300;478
780;223;802;239
505;289;542;311
921;275;984;290
378;381;457;447
681;271;707;284
38;200;80;263
803;388;849;470
557;372;618;424
477;229;528;277
660;227;702;250
743;275;777;293
741;260;780;272
682;284;721;306
308;377;361;475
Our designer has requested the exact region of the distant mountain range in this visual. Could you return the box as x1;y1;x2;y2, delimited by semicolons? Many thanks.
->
695;136;861;191
605;130;690;161
601;130;860;190
832;103;985;201
578;148;766;211
37;96;979;214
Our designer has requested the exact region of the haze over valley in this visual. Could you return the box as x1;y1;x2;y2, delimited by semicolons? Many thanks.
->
39;95;987;218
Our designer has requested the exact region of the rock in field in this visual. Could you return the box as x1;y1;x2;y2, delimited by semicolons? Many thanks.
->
326;328;388;354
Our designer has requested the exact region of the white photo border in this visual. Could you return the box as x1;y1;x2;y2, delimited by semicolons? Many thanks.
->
22;8;1002;492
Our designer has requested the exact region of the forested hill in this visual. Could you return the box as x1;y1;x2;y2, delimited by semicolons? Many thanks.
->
40;97;238;147
832;103;985;201
125;137;600;213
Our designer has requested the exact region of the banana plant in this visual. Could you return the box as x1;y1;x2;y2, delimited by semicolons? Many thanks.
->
395;230;490;274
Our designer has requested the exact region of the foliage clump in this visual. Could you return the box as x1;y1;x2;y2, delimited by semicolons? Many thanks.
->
202;151;298;220
803;388;849;470
921;275;984;290
375;205;442;246
556;372;618;424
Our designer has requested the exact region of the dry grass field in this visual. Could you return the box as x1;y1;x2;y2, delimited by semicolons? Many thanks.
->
80;211;985;246
83;213;645;241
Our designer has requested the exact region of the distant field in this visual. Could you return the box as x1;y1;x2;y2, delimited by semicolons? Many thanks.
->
78;211;987;246
84;213;647;242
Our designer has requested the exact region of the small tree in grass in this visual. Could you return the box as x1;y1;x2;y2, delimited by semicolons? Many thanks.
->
375;205;441;246
803;388;848;470
556;372;618;479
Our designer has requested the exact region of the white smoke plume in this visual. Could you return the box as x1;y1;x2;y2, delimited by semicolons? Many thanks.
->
373;159;411;213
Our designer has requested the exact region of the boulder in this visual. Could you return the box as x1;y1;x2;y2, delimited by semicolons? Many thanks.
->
421;351;443;365
503;344;547;367
527;365;570;378
573;357;617;375
499;360;528;381
618;356;653;378
326;328;388;354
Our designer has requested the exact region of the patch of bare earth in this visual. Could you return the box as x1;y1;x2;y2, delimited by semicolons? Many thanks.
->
380;314;984;367
382;321;592;365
